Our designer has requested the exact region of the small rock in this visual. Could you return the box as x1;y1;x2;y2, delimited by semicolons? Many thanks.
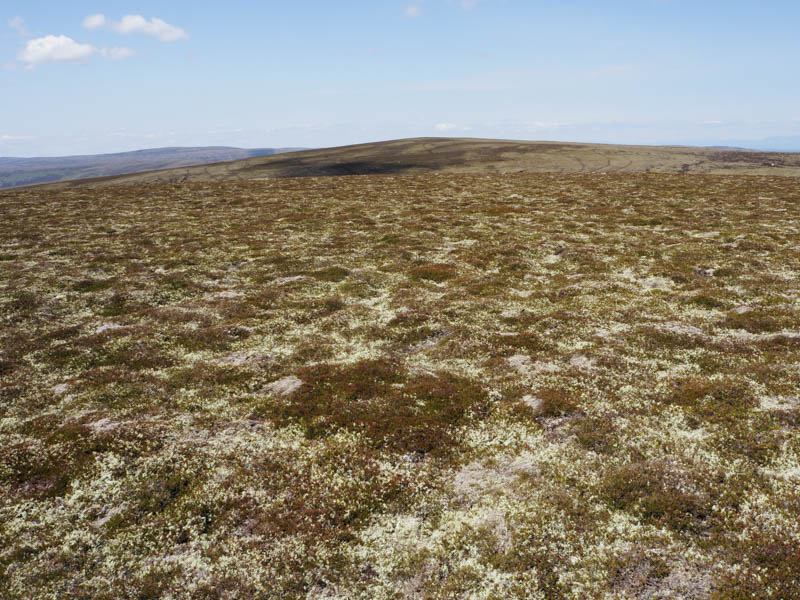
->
94;323;125;335
262;375;304;397
569;355;596;372
214;290;244;299
657;322;705;338
86;418;119;433
214;351;268;367
51;383;71;396
92;506;124;528
275;275;305;285
693;266;714;277
521;394;543;413
508;354;532;374
408;328;452;352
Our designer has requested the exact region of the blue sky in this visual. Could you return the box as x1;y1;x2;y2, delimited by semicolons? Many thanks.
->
2;1;800;156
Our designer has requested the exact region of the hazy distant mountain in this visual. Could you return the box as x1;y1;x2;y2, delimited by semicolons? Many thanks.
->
0;146;305;188
715;136;800;152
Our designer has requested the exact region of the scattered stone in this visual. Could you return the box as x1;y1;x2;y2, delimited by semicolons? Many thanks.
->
532;361;561;374
214;351;269;367
569;354;596;372
656;321;705;338
208;290;244;300
521;394;543;413
92;506;124;529
50;383;71;396
86;418;120;433
693;266;715;277
94;323;125;335
508;354;532;374
262;375;303;397
408;328;453;353
275;275;306;285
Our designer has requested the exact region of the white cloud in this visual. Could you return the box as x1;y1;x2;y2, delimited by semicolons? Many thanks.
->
102;47;136;60
406;4;422;17
16;35;136;68
18;35;96;68
8;16;30;36
82;13;188;42
112;15;188;41
434;123;458;132
82;14;107;30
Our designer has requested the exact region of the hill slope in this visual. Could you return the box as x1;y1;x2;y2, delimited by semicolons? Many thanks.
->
0;146;304;188
27;137;800;189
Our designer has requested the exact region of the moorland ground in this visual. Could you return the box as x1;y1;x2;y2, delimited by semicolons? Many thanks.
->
1;172;799;599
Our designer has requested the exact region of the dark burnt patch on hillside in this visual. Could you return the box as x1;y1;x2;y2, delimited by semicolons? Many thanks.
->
708;150;800;168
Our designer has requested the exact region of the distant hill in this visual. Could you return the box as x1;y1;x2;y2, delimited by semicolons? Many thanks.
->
12;138;800;190
0;146;305;188
721;136;800;152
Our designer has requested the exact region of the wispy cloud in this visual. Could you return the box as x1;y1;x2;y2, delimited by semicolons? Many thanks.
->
83;14;188;42
444;0;480;10
82;14;106;30
8;16;30;36
101;47;136;60
1;134;35;141
407;1;479;18
434;123;458;131
16;35;135;68
18;35;96;68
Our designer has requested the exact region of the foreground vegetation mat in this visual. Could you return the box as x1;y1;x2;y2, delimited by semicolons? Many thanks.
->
1;173;798;599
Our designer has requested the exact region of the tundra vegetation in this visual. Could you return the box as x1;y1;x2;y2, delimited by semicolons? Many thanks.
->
0;172;798;599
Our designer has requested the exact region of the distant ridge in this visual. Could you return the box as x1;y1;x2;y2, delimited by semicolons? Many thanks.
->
0;146;305;188
11;137;800;190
